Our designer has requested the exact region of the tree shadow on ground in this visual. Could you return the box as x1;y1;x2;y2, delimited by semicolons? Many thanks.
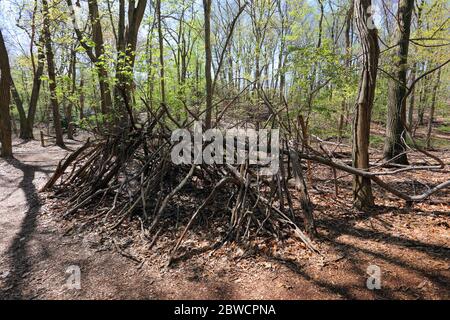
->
1;157;50;299
308;206;450;299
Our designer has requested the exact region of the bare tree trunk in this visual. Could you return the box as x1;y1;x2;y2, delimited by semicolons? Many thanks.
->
407;64;416;128
352;0;379;210
426;69;441;149
79;78;85;120
10;36;45;140
22;36;46;139
277;0;287;102
11;111;18;136
203;0;213;129
418;75;428;126
145;22;155;114
0;29;13;157
383;0;414;165
114;0;147;126
42;0;65;148
67;0;112;118
228;54;234;90
10;78;27;136
87;0;112;116
66;49;76;140
338;0;354;140
156;0;166;108
407;0;424;130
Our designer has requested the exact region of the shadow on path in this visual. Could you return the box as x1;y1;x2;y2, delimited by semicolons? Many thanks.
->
1;157;47;299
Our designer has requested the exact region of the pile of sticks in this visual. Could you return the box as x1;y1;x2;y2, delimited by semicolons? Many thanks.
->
42;105;449;262
42;118;320;261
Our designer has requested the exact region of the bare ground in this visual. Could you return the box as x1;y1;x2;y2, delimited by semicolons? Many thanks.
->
0;136;449;300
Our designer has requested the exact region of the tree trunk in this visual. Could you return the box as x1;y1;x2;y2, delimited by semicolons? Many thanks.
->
352;0;379;210
88;0;112;116
10;77;28;137
407;0;424;130
9;38;44;140
338;0;354;140
22;36;46;140
10;111;18;136
407;64;416;128
79;78;85;120
277;0;287;102
67;49;76;140
383;0;414;165
42;0;65;148
156;0;166;108
418;76;428;126
203;0;213;129
426;69;441;149
114;0;147;126
67;0;112;118
0;29;13;157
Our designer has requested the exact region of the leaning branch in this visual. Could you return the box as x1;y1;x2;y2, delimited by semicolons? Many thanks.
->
289;150;449;203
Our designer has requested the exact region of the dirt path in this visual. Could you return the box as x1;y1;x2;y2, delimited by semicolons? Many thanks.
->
0;139;449;300
0;140;160;299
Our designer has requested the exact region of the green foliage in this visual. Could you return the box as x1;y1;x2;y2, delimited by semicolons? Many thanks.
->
3;0;448;143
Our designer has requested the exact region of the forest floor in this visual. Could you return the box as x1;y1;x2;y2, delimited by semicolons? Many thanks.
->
0;127;449;300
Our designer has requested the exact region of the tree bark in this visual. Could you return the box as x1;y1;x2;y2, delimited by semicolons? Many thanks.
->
66;49;76;140
67;0;112;117
22;36;46;139
203;0;213;129
87;0;113;116
407;0;425;130
42;0;65;148
383;0;414;165
352;0;379;210
10;77;28;136
9;37;44;140
79;77;85;120
426;69;441;149
338;0;354;140
0;29;13;157
114;0;147;126
277;0;287;102
407;64;416;128
156;0;166;108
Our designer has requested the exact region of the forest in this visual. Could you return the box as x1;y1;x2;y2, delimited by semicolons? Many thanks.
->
0;0;449;300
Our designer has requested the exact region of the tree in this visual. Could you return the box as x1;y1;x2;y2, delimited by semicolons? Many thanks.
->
383;0;414;165
426;69;441;149
42;0;65;148
0;29;13;157
22;36;45;140
67;0;113;117
66;48;76;140
9;37;45;140
338;0;354;140
276;0;289;102
11;0;45;140
203;0;213;129
352;0;380;210
156;0;166;108
406;0;426;129
114;0;147;125
26;2;45;140
89;0;113;116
